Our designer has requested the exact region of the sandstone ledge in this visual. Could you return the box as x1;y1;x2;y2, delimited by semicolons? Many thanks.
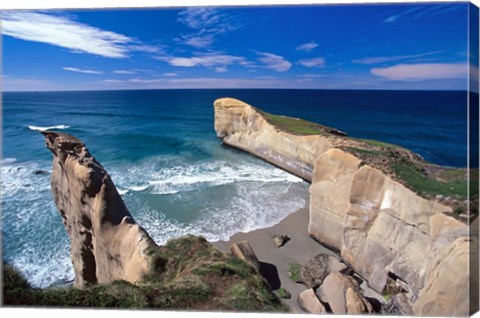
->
213;97;477;316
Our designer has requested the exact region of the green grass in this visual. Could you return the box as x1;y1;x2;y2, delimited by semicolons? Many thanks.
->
276;288;291;299
392;162;472;198
287;263;302;283
3;235;287;312
257;110;347;136
359;138;404;149
343;146;382;156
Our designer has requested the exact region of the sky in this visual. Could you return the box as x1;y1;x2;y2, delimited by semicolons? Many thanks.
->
0;2;478;91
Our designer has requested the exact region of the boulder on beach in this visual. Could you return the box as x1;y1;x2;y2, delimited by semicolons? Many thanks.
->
297;289;326;314
317;272;373;315
230;241;260;271
301;253;349;289
272;234;290;247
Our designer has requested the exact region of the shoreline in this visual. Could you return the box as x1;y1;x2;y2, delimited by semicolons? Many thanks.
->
211;201;385;312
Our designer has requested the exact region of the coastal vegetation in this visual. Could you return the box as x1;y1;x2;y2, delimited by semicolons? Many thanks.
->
3;235;286;312
258;110;346;137
257;106;476;217
288;263;302;283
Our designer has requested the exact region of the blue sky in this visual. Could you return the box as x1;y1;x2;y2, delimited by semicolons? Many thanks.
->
1;2;477;91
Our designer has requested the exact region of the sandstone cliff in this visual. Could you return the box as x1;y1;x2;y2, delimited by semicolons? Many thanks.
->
213;97;477;316
214;98;332;181
42;131;156;287
34;131;285;312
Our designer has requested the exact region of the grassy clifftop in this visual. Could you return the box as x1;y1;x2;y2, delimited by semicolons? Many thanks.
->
3;235;286;312
258;108;478;218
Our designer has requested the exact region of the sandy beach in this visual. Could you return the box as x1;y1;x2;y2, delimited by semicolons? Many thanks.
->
213;202;329;312
212;200;385;313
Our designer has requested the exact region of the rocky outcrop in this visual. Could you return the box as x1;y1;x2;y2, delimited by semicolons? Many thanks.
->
317;272;373;314
300;253;349;289
213;98;476;316
297;289;327;314
42;131;156;288
214;98;332;181
230;241;260;271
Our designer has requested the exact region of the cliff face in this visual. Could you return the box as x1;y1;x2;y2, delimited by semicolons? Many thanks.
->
214;98;332;181
213;98;476;316
42;131;156;287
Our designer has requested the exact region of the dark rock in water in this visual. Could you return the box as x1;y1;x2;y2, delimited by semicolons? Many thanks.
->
301;253;349;289
33;169;49;175
272;234;290;247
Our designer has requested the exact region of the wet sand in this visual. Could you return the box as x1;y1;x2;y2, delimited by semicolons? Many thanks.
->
212;201;385;313
212;203;336;312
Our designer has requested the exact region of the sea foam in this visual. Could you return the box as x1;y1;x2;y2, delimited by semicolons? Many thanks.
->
27;124;70;131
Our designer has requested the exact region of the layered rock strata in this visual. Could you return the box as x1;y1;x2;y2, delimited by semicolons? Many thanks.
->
213;97;476;316
42;131;156;288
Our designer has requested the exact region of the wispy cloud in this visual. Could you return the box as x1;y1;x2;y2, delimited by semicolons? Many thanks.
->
63;67;103;74
353;51;442;65
256;52;291;72
371;63;467;81
2;75;54;92
298;74;324;78
163;73;178;77
383;3;464;24
177;8;237;48
1;11;160;58
113;70;136;74
104;78;163;83
298;57;325;68
157;53;250;72
295;41;318;52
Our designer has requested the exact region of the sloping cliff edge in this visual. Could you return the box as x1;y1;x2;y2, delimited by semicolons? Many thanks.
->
214;97;478;316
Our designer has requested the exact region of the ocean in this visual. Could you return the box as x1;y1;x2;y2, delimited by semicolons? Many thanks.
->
1;89;470;288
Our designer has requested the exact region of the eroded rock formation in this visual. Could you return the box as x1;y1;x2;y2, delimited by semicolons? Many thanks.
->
213;97;476;316
42;131;156;288
214;98;332;181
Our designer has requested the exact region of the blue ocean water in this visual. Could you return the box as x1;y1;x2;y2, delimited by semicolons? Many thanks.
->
1;89;470;288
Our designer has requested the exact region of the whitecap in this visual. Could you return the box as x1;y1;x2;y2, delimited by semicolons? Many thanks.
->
1;157;16;164
27;124;70;132
129;185;149;192
117;188;129;195
110;159;303;196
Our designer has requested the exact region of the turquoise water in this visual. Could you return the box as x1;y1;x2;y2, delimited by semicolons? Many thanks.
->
1;89;470;287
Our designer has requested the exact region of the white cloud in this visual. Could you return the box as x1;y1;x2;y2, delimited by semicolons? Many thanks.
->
113;70;136;74
371;63;467;81
298;74;324;78
163;73;178;77
353;51;442;65
181;35;215;48
295;41;318;52
214;67;228;73
383;3;463;24
104;78;164;83
2;76;54;92
298;57;326;68
157;53;249;70
256;52;291;72
177;7;237;48
63;67;103;74
1;11;159;58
